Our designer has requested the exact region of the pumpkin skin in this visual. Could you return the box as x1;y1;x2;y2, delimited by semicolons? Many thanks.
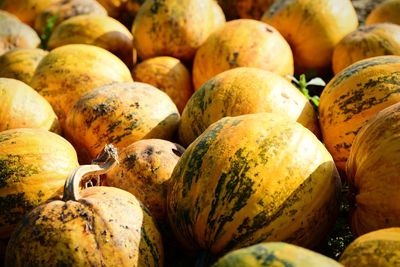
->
0;78;60;132
366;0;400;26
217;0;275;20
0;0;54;26
106;139;185;222
319;56;400;172
192;19;294;89
64;82;180;163
339;228;400;267
0;48;48;85
132;56;193;113
212;242;343;267
48;15;134;67
30;44;133;129
179;67;319;147
261;0;358;75
132;0;226;62
167;113;341;255
346;102;400;236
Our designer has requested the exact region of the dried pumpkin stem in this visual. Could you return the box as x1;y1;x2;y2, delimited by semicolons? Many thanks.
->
63;144;119;201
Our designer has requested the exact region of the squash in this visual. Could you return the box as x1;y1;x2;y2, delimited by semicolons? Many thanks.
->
217;0;275;20
332;23;400;74
366;0;400;26
319;56;400;172
106;139;185;222
167;113;341;255
0;48;48;85
261;0;358;75
0;78;59;132
30;44;133;129
64;82;180;163
0;0;54;26
192;19;293;89
346;102;400;236
179;67;319;147
340;228;400;267
212;242;343;267
5;145;164;266
132;56;193;113
132;0;226;62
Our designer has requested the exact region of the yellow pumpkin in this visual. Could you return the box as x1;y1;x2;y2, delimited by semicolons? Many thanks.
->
192;19;294;89
261;0;358;75
0;48;48;85
366;0;400;26
0;0;54;26
132;0;226;62
132;56;193;113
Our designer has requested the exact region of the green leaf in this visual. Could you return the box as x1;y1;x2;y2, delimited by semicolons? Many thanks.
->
40;13;59;49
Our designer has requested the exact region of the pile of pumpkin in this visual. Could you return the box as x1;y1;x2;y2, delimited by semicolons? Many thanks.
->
1;0;400;266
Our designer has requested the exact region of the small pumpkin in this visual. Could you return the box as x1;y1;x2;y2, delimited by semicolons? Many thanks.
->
319;56;400;171
192;19;294;89
179;67;319;147
0;0;54;26
366;0;400;26
217;0;275;20
340;228;400;267
132;56;193;113
5;145;164;266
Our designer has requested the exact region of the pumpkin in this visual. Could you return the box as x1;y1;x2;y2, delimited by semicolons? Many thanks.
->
192;19;294;89
0;78;60;132
179;67;319;147
217;0;275;20
366;0;400;26
0;128;79;243
132;56;193;113
0;48;48;85
132;0;226;62
30;44;133;129
212;242;343;267
319;55;400;172
0;0;54;26
332;23;400;74
5;144;164;266
346;102;400;236
106;139;185;222
64;82;180;163
261;0;358;75
339;228;400;267
167;113;341;255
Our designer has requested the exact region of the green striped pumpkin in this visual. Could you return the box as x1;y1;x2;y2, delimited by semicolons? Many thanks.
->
167;113;341;255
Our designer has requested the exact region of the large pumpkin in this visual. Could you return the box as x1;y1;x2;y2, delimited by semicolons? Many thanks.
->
366;0;400;26
261;0;358;75
0;0;54;26
319;56;400;171
332;23;400;74
346;102;400;236
167;113;341;255
340;228;400;267
132;0;225;62
30;44;133;128
179;67;319;147
5;145;164;266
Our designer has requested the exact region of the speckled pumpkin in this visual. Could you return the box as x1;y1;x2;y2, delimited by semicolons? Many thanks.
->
0;48;48;85
4;146;164;266
179;67;319;147
0;0;54;26
167;113;341;255
319;56;400;171
346;102;400;236
217;0;275;20
212;242;343;267
332;23;400;74
64;82;180;163
366;0;400;26
340;228;400;267
132;56;193;113
0;78;59;132
261;0;358;75
192;19;294;89
132;0;226;62
106;139;185;222
30;44;133;128
48;15;134;67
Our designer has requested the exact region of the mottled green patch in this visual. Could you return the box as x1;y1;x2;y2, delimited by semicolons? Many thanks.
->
0;155;39;188
140;223;161;267
0;192;34;228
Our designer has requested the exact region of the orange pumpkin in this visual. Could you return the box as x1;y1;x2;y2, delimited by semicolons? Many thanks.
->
0;0;54;26
366;0;400;26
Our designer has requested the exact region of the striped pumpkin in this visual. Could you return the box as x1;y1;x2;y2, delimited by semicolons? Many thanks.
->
167;113;341;255
319;55;400;172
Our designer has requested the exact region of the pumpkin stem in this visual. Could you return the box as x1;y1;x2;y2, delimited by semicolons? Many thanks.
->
62;144;119;201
